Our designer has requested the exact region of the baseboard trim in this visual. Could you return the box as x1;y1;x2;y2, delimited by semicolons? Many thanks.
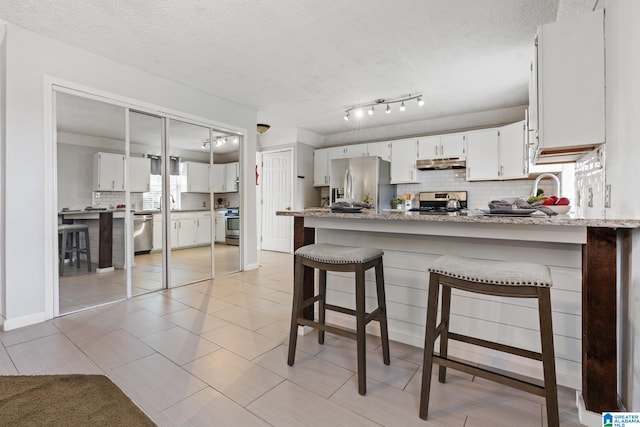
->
577;392;603;427
3;312;46;331
96;266;115;273
244;262;259;271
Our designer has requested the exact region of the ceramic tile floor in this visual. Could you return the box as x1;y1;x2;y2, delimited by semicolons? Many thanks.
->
1;250;583;426
59;243;240;314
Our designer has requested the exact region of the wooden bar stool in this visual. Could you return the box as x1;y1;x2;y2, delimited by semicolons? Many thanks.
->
419;255;559;427
287;243;390;395
58;224;92;276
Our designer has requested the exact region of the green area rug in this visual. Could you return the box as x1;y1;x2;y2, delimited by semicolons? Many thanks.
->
0;374;155;426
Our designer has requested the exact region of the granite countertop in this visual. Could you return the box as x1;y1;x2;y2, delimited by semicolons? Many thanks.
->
277;209;640;229
135;209;211;214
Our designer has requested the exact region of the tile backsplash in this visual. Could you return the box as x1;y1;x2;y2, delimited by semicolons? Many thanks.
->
573;146;605;218
397;169;551;210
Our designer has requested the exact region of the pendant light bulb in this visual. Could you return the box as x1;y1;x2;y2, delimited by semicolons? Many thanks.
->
355;109;364;118
368;106;374;116
386;104;391;114
399;101;406;111
417;97;424;107
344;111;350;121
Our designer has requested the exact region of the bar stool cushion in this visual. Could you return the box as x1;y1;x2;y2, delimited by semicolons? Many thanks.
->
295;243;383;264
429;255;552;287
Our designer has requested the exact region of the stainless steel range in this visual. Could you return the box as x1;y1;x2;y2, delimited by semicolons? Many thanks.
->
408;191;468;215
225;207;240;245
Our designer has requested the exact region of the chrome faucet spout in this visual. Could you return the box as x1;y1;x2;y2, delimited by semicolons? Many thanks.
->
532;173;561;197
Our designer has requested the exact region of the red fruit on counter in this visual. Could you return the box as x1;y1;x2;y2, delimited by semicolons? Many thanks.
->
549;195;558;203
541;198;555;205
556;197;570;205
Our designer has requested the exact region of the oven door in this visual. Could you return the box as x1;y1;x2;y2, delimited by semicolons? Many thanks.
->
225;215;240;245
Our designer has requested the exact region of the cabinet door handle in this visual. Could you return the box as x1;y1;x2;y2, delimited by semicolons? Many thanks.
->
434;146;438;156
111;180;114;189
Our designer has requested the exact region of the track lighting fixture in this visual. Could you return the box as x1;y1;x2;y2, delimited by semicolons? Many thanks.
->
343;94;423;121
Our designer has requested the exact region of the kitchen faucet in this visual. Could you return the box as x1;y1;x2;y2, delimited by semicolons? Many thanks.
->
532;173;561;197
159;194;176;210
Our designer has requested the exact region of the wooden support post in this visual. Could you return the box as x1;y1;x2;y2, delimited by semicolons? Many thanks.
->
98;212;113;269
582;227;618;412
293;216;315;320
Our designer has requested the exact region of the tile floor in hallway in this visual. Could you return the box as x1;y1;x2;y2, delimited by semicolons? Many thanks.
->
1;250;582;426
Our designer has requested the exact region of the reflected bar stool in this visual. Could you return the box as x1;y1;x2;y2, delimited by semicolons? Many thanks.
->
58;224;92;276
287;243;390;395
420;255;559;427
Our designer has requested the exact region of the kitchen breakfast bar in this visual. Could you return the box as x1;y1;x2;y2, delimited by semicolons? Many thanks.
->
277;209;640;414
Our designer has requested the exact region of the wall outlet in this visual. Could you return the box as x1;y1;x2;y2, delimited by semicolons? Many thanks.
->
604;184;611;208
94;192;101;199
587;187;594;208
202;201;206;207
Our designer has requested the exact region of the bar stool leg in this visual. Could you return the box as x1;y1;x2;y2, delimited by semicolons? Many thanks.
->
538;287;559;427
420;272;441;420
438;285;452;383
84;229;92;272
288;256;305;366
318;269;327;344
355;264;367;395
375;261;390;365
60;229;68;276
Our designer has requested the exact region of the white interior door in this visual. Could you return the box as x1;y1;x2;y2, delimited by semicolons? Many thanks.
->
261;149;293;252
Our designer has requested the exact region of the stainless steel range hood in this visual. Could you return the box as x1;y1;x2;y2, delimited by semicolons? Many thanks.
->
416;157;466;170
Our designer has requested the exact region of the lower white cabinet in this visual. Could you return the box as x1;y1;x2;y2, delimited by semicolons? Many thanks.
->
195;212;212;245
153;212;213;250
215;210;226;243
152;213;162;251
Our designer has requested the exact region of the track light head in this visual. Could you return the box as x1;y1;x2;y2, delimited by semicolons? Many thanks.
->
399;101;406;111
417;97;424;107
344;111;350;121
368;106;374;116
386;104;391;113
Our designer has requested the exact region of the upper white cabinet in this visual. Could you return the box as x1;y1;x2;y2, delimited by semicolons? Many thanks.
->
313;148;329;186
531;10;605;162
129;156;151;193
466;129;500;181
343;144;368;158
93;152;125;191
418;133;466;159
212;162;238;193
466;121;527;181
225;162;239;192
180;161;210;193
390;138;419;184
366;141;391;162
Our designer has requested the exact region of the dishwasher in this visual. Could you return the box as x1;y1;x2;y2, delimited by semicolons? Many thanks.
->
133;214;154;254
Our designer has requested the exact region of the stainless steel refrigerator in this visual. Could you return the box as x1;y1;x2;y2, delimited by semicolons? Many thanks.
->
330;156;395;212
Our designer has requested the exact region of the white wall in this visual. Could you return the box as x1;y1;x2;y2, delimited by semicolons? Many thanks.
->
0;23;6;319
603;0;640;411
2;23;258;326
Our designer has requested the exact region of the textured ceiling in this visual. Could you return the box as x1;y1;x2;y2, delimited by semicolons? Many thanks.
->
0;0;595;136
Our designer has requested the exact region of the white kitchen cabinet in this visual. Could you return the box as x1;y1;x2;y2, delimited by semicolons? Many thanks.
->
129;156;151;192
366;141;391;162
152;213;162;251
418;133;466;159
215;209;226;243
390;138;419;184
195;211;212;245
212;163;238;193
343;144;368;158
531;10;604;162
93;152;125;191
313;148;329;186
224;162;239;192
499;121;527;180
466;129;500;181
170;214;197;248
212;163;225;192
466;121;527;181
180;161;210;193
